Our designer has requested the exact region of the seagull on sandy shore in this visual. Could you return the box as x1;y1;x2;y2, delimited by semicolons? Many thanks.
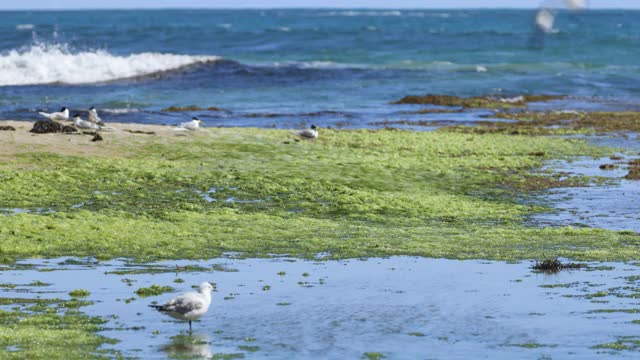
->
174;117;203;131
72;113;102;131
38;107;69;122
149;282;214;333
88;107;106;126
295;124;318;139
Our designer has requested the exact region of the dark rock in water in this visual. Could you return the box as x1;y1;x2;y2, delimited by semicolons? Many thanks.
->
91;133;103;142
161;105;230;113
30;120;77;134
599;164;618;170
161;105;202;112
0;126;16;131
626;162;640;180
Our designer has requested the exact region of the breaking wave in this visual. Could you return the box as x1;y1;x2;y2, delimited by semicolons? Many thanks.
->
0;43;222;86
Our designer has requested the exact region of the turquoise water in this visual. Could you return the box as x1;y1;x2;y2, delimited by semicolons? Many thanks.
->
1;9;640;126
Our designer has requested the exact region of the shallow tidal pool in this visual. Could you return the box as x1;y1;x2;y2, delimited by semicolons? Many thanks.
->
531;154;640;233
3;257;640;359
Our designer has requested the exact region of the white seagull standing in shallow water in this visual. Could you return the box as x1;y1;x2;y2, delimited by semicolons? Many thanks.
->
72;113;102;131
296;124;318;139
149;282;214;333
174;117;203;131
38;107;69;122
88;107;106;126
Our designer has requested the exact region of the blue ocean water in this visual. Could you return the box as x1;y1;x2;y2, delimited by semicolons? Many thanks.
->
1;9;639;127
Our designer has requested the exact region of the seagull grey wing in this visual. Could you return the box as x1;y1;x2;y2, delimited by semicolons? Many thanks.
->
298;130;315;138
90;111;104;125
164;293;205;315
182;121;198;130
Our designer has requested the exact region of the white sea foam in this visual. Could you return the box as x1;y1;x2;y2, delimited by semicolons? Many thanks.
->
324;10;403;17
0;43;221;86
271;60;353;69
102;108;140;114
16;24;34;30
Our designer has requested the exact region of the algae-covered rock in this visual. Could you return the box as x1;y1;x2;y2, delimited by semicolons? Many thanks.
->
161;105;228;112
161;105;203;112
626;161;640;180
493;111;640;132
392;94;563;109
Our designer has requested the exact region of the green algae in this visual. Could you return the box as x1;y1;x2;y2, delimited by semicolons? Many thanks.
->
68;289;91;298
590;309;640;314
0;127;635;262
135;284;174;297
539;282;579;289
362;352;385;360
210;354;244;360
0;298;118;359
237;345;259;352
509;343;557;349
593;336;640;351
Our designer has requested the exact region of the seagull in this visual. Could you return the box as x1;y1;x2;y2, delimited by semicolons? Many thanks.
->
88;107;106;126
174;117;203;131
296;125;318;139
149;282;214;333
38;107;69;122
72;113;102;131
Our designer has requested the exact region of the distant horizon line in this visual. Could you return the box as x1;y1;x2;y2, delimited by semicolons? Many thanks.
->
0;6;637;11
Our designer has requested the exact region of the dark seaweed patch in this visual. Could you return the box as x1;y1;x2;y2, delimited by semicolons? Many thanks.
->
30;120;77;134
532;258;583;273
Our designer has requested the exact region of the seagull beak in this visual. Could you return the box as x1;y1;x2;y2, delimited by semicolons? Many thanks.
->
209;282;216;290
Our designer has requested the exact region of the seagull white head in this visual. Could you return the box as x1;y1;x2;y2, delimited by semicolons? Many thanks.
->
89;106;96;111
193;117;203;124
200;281;214;293
60;107;68;112
73;113;81;119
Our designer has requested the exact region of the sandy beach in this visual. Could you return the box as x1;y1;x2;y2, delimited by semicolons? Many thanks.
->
0;120;196;158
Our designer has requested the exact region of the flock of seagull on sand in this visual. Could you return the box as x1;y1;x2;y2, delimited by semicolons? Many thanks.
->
37;106;320;139
37;106;207;132
38;106;109;131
